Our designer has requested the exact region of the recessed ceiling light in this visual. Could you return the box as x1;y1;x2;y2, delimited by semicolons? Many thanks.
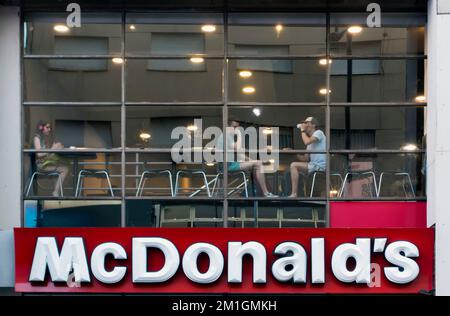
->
242;86;256;94
319;58;332;65
129;25;136;30
139;132;151;140
252;108;261;117
187;124;198;131
347;25;363;34
319;88;331;95
112;58;124;64
190;57;204;63
53;24;69;33
239;70;252;78
402;144;419;151
206;162;215;166
415;95;426;102
263;128;273;135
201;25;216;32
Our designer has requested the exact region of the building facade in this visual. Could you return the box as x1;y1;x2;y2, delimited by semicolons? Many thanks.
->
0;0;449;295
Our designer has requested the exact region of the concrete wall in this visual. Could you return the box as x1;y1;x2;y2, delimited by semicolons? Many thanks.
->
0;6;21;230
427;0;450;296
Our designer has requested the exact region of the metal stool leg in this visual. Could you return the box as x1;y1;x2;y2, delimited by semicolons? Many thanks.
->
136;171;148;197
310;172;318;197
339;173;350;197
160;170;174;197
174;170;183;197
240;171;249;198
75;171;85;197
198;171;211;197
98;171;114;197
25;172;38;196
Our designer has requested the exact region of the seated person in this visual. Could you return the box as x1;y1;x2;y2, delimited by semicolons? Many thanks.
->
216;120;277;197
289;117;326;198
32;121;69;197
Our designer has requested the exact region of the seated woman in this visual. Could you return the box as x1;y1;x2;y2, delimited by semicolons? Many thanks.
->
32;121;69;197
216;120;277;198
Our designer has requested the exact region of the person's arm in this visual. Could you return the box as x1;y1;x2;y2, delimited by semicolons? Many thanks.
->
300;130;318;146
33;136;47;158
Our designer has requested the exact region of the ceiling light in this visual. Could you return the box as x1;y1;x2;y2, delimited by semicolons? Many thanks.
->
319;88;331;95
190;57;204;63
139;132;151;140
319;58;332;65
129;25;136;30
262;128;273;135
206;162;215;166
187;124;198;132
269;159;276;164
402;144;419;151
252;108;261;117
112;58;124;64
242;86;256;94
239;70;252;78
347;25;363;34
201;25;216;33
275;24;283;32
53;24;69;33
415;95;426;102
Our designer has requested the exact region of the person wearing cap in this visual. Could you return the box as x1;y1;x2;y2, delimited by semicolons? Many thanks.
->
216;120;278;198
288;117;326;198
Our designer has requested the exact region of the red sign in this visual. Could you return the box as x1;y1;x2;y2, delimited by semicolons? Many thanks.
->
14;228;434;294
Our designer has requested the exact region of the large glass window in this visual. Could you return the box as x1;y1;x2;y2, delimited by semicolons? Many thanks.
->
21;10;427;228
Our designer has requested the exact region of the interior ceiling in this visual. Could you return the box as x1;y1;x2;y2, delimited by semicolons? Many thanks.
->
1;0;428;12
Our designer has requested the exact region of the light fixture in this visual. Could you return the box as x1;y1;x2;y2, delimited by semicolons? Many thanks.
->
242;86;256;94
190;57;204;63
402;144;419;151
329;189;339;197
319;58;332;65
201;24;216;33
415;95;426;102
252;108;261;117
53;24;69;33
206;162;215;166
129;25;136;30
319;88;331;95
262;128;273;135
275;24;283;32
139;132;151;141
112;58;124;64
269;159;276;164
187;124;198;132
239;70;252;78
347;25;363;34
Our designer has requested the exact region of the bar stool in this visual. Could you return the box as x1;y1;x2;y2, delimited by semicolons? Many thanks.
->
339;170;378;198
211;171;249;198
136;169;174;197
75;169;114;197
174;169;211;197
377;171;415;197
309;171;344;197
25;170;64;197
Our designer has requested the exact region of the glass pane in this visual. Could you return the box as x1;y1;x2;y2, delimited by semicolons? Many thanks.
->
125;13;224;56
228;13;326;56
24;200;121;227
126;59;222;102
330;13;425;56
331;153;426;198
23;152;122;198
330;59;425;102
228;106;326;150
24;59;121;102
228;59;327;102
126;106;222;148
126;200;223;227
23;106;121;149
331;106;425;150
227;200;326;227
24;12;122;55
